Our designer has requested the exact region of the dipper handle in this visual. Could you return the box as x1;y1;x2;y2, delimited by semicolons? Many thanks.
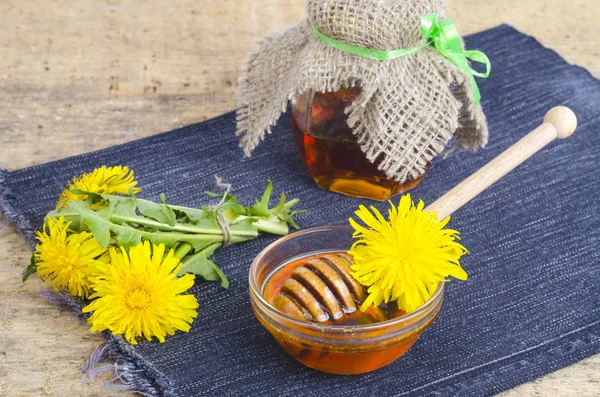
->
426;106;577;220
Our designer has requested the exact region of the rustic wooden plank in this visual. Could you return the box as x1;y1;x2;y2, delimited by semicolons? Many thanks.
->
1;1;598;396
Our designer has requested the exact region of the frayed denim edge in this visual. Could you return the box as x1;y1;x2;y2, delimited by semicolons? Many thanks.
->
0;167;36;245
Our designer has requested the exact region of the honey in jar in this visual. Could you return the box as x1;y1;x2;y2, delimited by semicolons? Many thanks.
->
291;88;425;201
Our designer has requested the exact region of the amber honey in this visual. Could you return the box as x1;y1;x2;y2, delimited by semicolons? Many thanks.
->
291;88;424;201
258;251;438;374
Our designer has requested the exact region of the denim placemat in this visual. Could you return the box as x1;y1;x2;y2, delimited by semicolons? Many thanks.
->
1;25;599;397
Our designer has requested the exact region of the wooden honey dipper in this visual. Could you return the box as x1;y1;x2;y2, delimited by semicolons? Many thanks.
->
273;253;363;322
275;107;577;323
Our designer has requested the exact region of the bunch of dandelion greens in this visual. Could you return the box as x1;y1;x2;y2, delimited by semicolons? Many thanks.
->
24;166;303;344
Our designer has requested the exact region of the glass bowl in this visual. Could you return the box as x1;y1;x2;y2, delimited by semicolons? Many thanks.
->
249;225;443;374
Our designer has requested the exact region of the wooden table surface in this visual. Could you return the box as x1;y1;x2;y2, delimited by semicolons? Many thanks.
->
1;1;598;396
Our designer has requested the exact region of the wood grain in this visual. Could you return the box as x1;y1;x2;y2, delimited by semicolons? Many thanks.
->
1;1;598;396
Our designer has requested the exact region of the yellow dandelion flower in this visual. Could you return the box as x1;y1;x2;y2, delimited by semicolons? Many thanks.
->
57;165;141;209
35;216;107;298
348;194;468;313
82;241;199;344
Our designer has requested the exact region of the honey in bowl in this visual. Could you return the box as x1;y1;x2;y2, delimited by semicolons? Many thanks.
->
257;249;441;374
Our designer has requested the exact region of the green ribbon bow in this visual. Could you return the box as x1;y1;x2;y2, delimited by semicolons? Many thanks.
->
312;14;491;105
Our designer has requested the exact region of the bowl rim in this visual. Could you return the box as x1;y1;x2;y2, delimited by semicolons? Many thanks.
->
249;225;444;333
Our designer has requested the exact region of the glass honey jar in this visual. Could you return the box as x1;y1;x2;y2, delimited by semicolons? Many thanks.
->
291;87;425;201
237;2;490;201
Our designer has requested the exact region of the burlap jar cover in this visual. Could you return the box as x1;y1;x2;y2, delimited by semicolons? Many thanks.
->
236;0;490;184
